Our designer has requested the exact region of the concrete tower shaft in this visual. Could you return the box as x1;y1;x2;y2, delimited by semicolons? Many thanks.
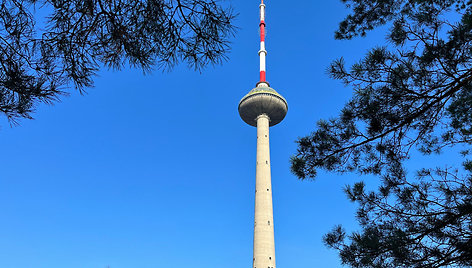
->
253;114;276;268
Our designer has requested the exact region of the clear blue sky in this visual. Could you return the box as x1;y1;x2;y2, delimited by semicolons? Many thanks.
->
0;1;400;267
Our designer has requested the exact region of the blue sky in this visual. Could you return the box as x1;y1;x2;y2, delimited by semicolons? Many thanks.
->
0;1;404;267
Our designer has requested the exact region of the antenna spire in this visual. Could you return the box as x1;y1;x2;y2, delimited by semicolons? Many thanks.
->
258;0;267;85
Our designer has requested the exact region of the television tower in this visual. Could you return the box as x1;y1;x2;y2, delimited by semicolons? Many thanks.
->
238;1;288;268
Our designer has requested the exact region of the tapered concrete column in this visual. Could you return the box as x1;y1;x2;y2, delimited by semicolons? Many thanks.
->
253;114;276;268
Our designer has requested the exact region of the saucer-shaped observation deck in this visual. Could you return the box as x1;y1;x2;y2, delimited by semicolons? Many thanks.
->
238;85;288;127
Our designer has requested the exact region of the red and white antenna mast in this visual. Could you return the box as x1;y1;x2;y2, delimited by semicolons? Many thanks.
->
258;0;268;85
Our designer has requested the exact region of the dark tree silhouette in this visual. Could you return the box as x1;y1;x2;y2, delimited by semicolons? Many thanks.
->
0;0;235;124
291;0;472;267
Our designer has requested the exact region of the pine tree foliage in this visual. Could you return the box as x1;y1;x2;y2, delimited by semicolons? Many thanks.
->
291;0;472;267
0;0;235;124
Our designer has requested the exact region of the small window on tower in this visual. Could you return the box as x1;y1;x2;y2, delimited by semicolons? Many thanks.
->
268;221;271;225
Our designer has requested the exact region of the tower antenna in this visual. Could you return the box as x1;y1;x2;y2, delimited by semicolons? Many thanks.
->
259;0;267;84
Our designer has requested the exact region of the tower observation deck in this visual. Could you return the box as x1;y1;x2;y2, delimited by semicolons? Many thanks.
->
238;1;287;268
